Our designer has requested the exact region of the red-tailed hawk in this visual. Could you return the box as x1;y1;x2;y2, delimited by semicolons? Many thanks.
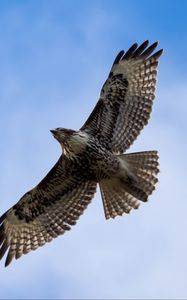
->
0;40;163;267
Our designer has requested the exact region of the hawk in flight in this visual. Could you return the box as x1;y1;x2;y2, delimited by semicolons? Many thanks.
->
0;40;163;267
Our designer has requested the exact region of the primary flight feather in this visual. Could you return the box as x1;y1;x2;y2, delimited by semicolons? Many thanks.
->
0;40;163;267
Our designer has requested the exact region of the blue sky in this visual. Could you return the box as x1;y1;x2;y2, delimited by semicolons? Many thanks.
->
0;0;187;299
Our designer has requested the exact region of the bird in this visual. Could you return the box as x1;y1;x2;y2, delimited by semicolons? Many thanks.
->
0;40;163;267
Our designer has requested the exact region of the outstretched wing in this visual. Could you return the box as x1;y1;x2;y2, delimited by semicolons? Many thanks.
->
81;40;163;153
0;155;97;267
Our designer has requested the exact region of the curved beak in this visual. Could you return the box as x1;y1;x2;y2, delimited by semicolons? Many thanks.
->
50;129;57;135
50;129;59;141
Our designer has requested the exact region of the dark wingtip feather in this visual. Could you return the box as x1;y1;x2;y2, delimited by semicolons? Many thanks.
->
5;261;9;268
122;43;138;60
140;41;159;59
15;251;23;260
132;40;149;58
5;249;14;267
144;39;149;45
120;40;163;61
112;50;125;66
150;48;163;60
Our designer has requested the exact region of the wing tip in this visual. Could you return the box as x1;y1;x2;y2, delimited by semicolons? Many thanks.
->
150;48;164;60
122;42;138;60
5;255;13;267
120;39;163;61
0;214;13;267
112;39;163;67
112;50;125;66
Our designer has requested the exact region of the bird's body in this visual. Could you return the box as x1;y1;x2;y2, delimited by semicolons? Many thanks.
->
0;40;163;266
52;128;131;182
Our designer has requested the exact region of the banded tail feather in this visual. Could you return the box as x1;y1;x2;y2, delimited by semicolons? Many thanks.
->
99;151;159;219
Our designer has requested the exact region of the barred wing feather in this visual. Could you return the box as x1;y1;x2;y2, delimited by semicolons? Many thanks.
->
81;40;163;153
0;155;97;267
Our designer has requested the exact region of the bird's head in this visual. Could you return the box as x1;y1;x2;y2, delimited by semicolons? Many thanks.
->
50;128;76;145
50;128;88;155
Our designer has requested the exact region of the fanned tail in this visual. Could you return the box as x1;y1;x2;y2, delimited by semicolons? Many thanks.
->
99;151;159;219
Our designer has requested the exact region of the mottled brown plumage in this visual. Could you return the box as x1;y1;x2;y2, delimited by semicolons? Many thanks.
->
82;41;162;153
0;40;162;267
